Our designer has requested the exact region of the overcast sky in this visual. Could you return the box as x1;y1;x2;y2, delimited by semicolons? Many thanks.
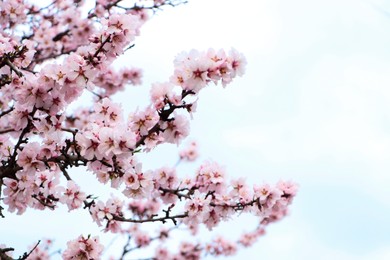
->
132;0;390;259
3;0;390;259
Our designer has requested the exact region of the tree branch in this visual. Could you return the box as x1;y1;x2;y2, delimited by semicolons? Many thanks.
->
112;212;188;225
4;58;23;77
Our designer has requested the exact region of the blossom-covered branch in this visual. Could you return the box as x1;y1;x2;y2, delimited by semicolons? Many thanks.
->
0;0;297;259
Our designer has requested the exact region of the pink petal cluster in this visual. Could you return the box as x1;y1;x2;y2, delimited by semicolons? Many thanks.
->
206;236;237;256
61;180;87;211
179;141;199;162
172;48;246;92
90;197;124;229
62;235;103;260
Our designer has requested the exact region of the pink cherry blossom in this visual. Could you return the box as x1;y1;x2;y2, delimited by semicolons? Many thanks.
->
179;141;199;162
62;235;104;260
61;181;87;211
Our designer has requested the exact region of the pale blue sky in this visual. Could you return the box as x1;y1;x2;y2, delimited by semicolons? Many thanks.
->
136;0;390;259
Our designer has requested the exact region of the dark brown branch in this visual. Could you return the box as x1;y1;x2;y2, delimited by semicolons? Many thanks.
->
32;195;56;210
33;48;77;64
135;90;194;148
118;0;188;13
0;107;14;118
52;29;70;42
0;247;14;260
60;128;78;135
0;240;41;260
135;123;161;148
0;128;15;134
0;74;12;87
0;165;22;180
9;108;37;166
19;240;41;260
58;164;72;181
112;212;188;225
93;36;111;58
4;58;23;77
159;187;192;200
105;0;122;10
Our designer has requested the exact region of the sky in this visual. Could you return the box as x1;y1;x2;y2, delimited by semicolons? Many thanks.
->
129;0;390;259
3;0;390;259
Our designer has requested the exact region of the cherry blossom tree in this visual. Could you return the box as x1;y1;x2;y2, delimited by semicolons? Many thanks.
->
0;0;298;259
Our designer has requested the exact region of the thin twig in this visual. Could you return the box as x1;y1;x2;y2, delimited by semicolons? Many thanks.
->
20;240;41;260
113;213;188;225
0;107;14;118
0;128;15;134
4;58;23;77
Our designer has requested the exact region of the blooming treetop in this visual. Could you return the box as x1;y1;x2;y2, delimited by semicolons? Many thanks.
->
0;0;297;259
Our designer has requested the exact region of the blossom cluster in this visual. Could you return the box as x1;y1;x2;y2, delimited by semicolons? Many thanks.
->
179;140;199;162
62;235;104;260
0;0;297;259
85;160;297;259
